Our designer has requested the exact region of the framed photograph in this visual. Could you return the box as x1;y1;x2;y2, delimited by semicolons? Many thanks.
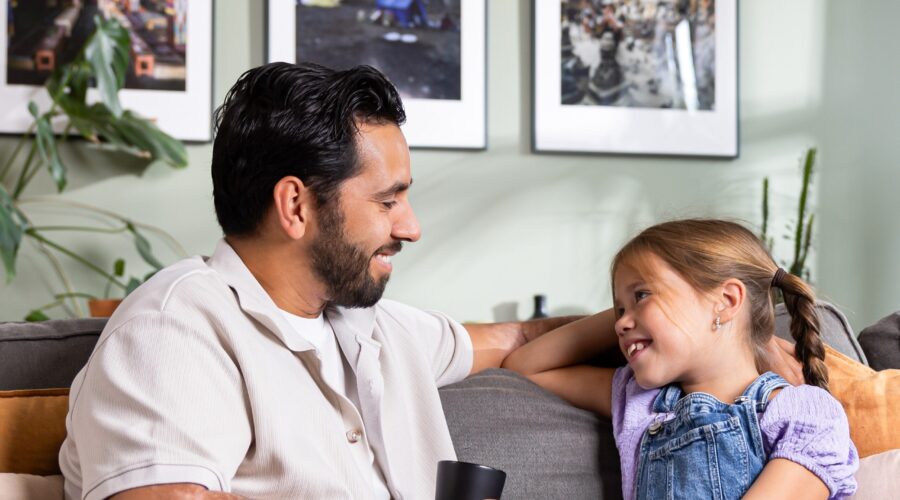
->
267;0;486;150
1;0;213;142
534;0;738;157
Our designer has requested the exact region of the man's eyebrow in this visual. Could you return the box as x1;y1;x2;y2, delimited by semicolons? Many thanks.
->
373;178;413;198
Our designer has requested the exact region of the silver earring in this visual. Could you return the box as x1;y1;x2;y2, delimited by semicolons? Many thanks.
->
713;316;721;331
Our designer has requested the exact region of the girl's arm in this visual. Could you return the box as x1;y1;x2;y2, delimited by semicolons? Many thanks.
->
742;459;829;500
502;308;618;375
502;309;619;417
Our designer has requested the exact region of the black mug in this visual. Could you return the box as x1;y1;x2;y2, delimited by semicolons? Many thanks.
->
435;460;506;500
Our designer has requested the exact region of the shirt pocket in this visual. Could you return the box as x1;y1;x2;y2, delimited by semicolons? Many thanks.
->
644;416;752;500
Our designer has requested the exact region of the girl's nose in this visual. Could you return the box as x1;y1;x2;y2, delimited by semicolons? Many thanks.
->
615;313;634;337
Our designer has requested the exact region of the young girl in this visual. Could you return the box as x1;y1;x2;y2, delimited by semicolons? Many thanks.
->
503;219;858;500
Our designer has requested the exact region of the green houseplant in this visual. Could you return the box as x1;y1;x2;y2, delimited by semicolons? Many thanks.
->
0;16;188;320
760;147;817;283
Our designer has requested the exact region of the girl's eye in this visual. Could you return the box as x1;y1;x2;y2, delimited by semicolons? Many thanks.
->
634;290;651;302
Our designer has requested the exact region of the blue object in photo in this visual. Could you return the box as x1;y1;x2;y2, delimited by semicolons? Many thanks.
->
375;0;430;28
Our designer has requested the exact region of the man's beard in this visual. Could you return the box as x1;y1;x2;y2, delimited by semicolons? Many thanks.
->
309;202;400;308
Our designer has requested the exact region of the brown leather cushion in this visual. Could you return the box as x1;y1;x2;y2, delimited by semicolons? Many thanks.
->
0;389;68;475
825;345;900;458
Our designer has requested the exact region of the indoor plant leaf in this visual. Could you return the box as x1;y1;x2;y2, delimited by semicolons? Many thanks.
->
29;102;67;192
125;277;142;296
113;258;126;277
126;223;164;270
25;310;50;322
83;15;131;117
118;111;188;168
0;185;30;282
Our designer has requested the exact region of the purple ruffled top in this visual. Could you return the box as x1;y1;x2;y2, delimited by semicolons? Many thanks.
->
611;367;859;500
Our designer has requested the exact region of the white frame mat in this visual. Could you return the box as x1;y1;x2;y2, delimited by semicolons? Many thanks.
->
267;0;486;150
533;0;737;157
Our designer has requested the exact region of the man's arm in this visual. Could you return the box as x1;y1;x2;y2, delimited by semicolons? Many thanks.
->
464;313;607;375
112;484;242;499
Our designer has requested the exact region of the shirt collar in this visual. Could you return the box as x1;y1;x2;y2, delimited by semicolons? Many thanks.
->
206;239;377;352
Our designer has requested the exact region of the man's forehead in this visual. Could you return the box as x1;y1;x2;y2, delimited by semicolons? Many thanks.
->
344;122;411;192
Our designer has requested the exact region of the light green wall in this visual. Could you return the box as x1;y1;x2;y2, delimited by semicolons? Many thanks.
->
2;0;897;332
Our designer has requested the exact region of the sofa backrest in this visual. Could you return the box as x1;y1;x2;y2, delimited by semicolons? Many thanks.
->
0;300;867;392
0;319;106;391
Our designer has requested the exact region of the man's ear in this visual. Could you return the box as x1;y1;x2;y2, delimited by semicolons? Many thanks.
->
716;278;746;325
272;176;313;240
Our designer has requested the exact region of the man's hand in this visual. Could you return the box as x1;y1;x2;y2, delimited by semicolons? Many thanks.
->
766;336;804;386
111;484;244;499
465;316;585;375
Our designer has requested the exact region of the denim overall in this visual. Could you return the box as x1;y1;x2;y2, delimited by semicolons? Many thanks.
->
634;372;789;500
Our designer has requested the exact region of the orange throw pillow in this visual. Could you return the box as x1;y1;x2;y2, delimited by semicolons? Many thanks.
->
824;345;900;458
0;388;69;475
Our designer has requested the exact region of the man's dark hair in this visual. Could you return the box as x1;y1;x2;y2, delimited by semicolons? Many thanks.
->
211;62;406;236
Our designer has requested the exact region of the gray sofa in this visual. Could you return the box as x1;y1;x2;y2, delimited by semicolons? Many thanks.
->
0;302;886;499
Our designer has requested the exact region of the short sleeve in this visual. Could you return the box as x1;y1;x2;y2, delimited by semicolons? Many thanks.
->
63;312;251;500
376;299;473;387
760;385;859;498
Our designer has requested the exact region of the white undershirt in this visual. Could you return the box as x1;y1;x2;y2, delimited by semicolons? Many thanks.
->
280;310;391;500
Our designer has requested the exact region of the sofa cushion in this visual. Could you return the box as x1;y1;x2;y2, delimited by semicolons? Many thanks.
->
439;369;621;499
824;345;900;458
0;389;69;475
774;301;867;365
849;449;900;500
857;312;900;370
0;319;105;391
0;473;63;500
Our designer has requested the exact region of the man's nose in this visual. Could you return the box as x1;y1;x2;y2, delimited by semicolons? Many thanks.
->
392;203;421;242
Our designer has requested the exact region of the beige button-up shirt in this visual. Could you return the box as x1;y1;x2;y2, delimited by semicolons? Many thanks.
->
59;240;473;500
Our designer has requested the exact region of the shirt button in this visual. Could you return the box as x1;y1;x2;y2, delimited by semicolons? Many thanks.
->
346;429;362;444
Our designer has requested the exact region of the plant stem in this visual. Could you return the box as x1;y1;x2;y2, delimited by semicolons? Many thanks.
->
32;225;129;234
25;229;127;290
11;143;38;199
793;148;816;271
55;291;98;300
761;177;770;246
19;197;188;257
22;211;86;316
0;127;35;184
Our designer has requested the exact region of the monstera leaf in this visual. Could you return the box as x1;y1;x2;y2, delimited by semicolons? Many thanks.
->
83;15;130;117
0;185;30;282
29;102;67;192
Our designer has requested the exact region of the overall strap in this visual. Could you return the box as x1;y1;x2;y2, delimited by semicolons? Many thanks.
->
651;382;684;413
736;372;790;412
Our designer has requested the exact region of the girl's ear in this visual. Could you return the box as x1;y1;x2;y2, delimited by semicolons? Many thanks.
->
716;278;746;325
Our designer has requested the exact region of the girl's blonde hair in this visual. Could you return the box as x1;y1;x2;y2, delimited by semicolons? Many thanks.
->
611;219;828;390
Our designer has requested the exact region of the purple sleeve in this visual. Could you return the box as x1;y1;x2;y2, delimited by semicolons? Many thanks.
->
612;367;662;500
760;385;859;498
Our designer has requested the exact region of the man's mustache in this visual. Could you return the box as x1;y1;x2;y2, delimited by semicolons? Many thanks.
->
375;241;403;256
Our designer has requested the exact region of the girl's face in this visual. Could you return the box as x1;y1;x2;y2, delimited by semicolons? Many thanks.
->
613;253;719;389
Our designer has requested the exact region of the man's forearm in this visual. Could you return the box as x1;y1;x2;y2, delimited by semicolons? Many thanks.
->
112;484;243;499
465;315;585;375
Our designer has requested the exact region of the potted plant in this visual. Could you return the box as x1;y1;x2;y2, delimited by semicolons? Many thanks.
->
0;16;188;320
760;147;817;284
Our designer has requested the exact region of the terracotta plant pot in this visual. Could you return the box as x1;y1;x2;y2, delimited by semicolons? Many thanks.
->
88;299;122;318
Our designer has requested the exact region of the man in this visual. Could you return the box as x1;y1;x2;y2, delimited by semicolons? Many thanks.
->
59;62;801;499
58;62;579;500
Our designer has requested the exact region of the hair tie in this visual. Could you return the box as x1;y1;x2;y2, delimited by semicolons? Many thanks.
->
771;268;787;289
